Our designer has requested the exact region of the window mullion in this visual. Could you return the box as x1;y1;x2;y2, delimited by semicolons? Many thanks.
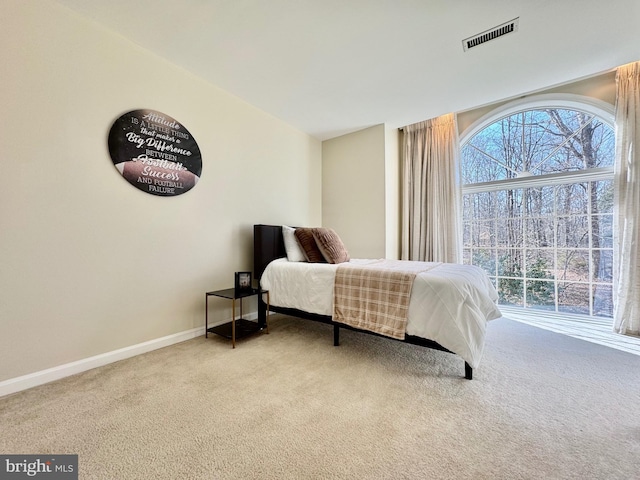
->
553;185;559;313
462;166;613;195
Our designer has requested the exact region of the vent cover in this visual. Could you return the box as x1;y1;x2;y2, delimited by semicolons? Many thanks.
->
463;18;519;51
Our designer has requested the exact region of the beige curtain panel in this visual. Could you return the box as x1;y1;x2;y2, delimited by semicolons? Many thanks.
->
401;114;461;263
613;61;640;336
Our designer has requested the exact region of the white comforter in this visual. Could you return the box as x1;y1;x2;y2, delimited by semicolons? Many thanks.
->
260;258;502;369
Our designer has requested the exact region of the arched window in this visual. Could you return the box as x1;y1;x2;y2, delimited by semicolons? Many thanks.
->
460;95;615;317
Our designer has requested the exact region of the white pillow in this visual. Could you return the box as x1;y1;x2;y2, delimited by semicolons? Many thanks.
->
282;225;307;262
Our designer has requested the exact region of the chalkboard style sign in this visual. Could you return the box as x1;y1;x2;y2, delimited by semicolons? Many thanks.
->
108;109;202;196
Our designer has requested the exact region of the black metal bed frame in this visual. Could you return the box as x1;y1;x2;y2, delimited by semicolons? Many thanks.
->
254;224;473;380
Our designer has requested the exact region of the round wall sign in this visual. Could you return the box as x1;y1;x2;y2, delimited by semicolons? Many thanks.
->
108;109;202;196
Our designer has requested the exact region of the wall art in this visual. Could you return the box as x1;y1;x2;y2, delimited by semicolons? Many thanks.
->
108;109;202;196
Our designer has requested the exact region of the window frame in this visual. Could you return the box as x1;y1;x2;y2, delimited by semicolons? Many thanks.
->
459;93;615;316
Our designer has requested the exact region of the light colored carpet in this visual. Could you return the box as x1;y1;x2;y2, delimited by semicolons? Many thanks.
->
1;315;638;479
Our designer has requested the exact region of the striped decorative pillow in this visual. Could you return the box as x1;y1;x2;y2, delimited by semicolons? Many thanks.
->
294;228;326;263
312;228;350;264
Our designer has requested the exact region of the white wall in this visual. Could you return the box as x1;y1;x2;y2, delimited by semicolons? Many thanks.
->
322;124;399;259
0;0;321;383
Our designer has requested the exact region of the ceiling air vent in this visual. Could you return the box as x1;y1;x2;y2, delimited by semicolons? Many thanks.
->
463;18;519;51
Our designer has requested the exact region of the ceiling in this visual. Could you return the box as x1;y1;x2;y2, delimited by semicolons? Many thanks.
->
54;0;640;140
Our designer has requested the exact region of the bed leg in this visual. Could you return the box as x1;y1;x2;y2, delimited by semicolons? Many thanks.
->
333;325;340;346
464;362;473;380
257;294;267;329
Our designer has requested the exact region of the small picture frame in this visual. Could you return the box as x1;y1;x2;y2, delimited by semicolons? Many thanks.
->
234;271;252;293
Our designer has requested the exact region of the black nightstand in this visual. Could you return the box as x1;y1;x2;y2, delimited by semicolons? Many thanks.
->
205;287;269;348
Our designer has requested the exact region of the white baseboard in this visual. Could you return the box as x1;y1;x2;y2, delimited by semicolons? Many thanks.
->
0;326;205;398
0;312;263;398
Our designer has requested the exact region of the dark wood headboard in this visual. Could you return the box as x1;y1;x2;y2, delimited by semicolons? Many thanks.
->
253;224;287;280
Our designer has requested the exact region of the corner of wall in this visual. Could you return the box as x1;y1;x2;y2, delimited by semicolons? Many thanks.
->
384;125;400;259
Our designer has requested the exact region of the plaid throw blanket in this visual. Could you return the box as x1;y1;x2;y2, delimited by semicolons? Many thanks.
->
333;260;441;340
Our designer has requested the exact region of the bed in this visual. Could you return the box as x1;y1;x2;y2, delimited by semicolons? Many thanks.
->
254;224;502;379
